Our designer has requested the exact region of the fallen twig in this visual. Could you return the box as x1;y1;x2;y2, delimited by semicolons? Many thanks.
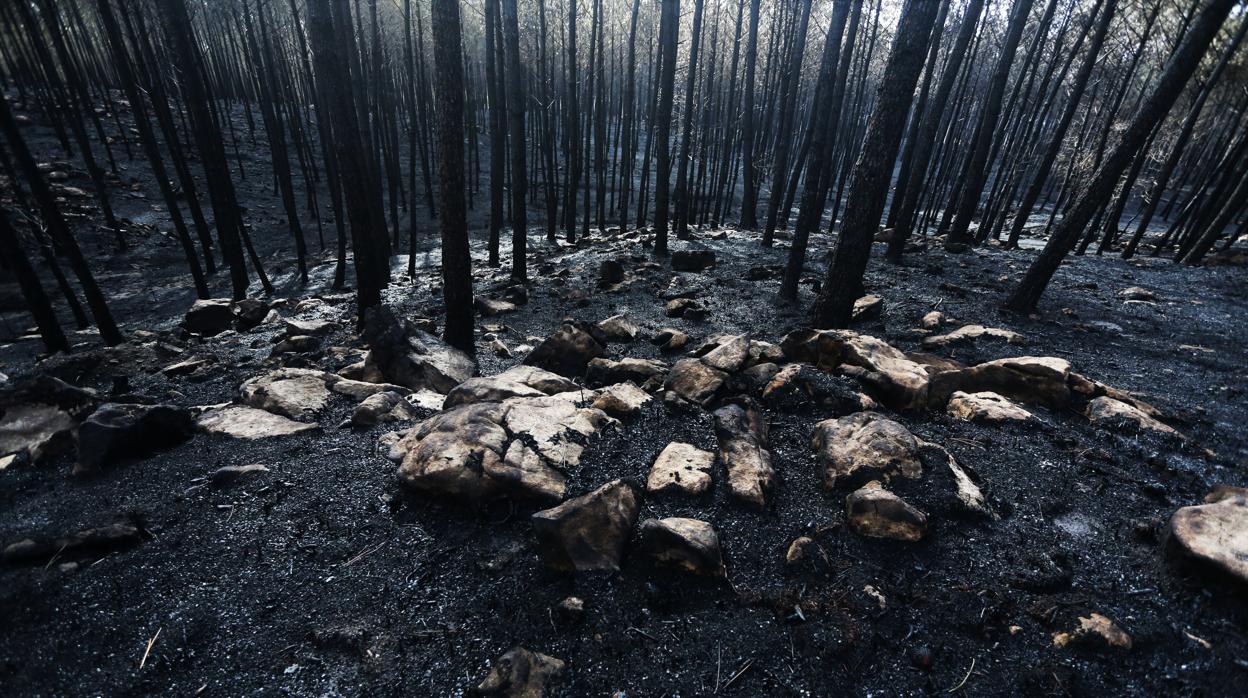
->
948;657;975;693
139;627;162;670
723;658;754;691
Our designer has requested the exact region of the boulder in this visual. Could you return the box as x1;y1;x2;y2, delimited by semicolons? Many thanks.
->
713;399;774;508
75;403;194;474
531;480;639;572
523;321;607;378
597;259;625;285
362;307;476;392
271;335;321;355
585;357;667;387
597;314;639;342
663;359;727;409
811;412;922;490
1085;396;1177;435
851;295;884;322
920;311;944;330
700;335;750;372
444;365;579;408
0;403;75;462
392;393;614;504
283;317;337;336
646;442;714;496
845;481;927;542
592;382;652;417
1166;487;1248;586
3;520;142;565
671;248;716;272
232;299;270;329
476;646;565;698
761;363;864;414
1052;613;1133;651
197;406;319;440
637;518;725;576
928;356;1071;408
780;329;931;410
664;297;704;318
946;391;1034;423
785;536;829;570
239;368;333;420
475;297;518;316
348;391;419;427
184;298;234;336
651;327;690;352
921;324;1025;349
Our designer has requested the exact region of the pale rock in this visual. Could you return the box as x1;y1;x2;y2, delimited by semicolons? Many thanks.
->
531;480;639;572
637;517;725;576
1085;396;1177;435
1166;487;1248;587
197;406;319;439
592;382;652;417
845;481;927;542
713;399;774;508
811;412;922;489
947;391;1034;423
922;324;1025;349
646;442;714;496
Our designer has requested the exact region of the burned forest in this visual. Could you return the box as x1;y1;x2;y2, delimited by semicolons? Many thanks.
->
3;0;1248;694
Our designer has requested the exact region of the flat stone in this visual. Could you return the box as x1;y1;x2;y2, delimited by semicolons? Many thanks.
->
362;307;476;392
646;442;714;496
348;391;419;427
852;295;884;322
592;382;652;417
210;463;269;486
1119;286;1157;302
75;403;194;474
239;369;333;421
585;357;667;387
1085;396;1177;435
701;335;750;372
597;314;640;342
922;324;1025;348
184;298;234;336
531;480;639;572
444;365;579;408
947;391;1033;423
928;356;1071;408
845;481;927;542
637;517;725;576
812;412;922;489
0;403;75;462
283;318;337;336
1052;613;1133;651
1167;487;1248;586
197;406;319;440
475;297;518;316
663;359;727;409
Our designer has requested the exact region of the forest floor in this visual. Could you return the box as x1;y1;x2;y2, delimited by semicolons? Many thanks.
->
2;103;1248;696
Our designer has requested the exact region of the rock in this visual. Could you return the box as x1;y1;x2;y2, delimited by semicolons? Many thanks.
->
3;520;142;565
476;646;565;698
946;391;1034;423
348;391;419;427
0;403;76;462
392;393;614;504
523;321;607;378
740;362;782;392
592;382;652;417
597;259;625;285
851;295;884;322
1085;396;1177;435
531;480;639;572
209;463;269;486
637;518;725;576
475;297;518;316
585;357;667;387
761;363;864;414
444;365;579;408
239;368;333;421
1119;286;1157;302
1052;613;1133;651
781;329;931;410
651;327;690;352
664;297;704;318
713;399;774;508
663;359;727;409
597;314;639;342
700;334;750;372
363;307;476;392
232;299;270;329
271;335;321;355
184;298;234;336
671;248;716;272
1166;487;1248;586
646;442;714;496
555;596;585;623
921;324;1025;349
162;357;212;377
928;356;1071;409
845;481;927;542
920;311;944;330
812;412;922;490
785;536;828;569
197;406;320;439
75;403;194;474
284;317;337;336
328;377;412;401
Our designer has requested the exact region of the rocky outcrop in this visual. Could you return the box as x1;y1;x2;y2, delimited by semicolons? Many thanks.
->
637;517;725;576
946;391;1034;423
646;442;714;496
713;399;774;508
812;412;922;490
476;646;565;698
781;329;931;410
197;406;320;440
928;356;1071;409
389;393;615;504
531;480;639;572
921;324;1025;349
444;365;579;408
523;321;607;378
845;481;927;542
1166;487;1248;587
239;369;333;421
75;403;194;474
362;307;476;392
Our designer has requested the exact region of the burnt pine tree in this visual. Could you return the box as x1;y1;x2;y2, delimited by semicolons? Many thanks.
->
672;0;706;239
653;0;680;254
485;0;505;267
811;0;947;328
431;0;474;353
1006;0;1240;312
502;0;527;280
738;0;762;229
0;205;68;353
